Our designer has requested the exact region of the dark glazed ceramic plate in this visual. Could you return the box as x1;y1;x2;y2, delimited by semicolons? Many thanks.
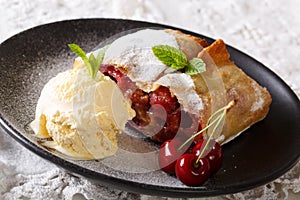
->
0;19;299;198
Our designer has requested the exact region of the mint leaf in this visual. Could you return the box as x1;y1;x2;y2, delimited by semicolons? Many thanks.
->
185;58;206;75
88;53;98;78
152;45;187;69
68;44;91;69
152;45;206;75
96;45;109;67
68;44;108;79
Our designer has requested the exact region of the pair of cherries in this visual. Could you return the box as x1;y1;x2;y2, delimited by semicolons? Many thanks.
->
158;100;236;186
158;137;222;186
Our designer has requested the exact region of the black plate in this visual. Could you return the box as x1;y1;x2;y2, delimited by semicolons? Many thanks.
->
0;19;299;198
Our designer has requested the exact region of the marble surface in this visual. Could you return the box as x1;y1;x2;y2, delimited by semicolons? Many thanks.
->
0;0;299;199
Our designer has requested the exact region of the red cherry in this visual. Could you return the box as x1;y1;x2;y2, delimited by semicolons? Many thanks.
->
100;64;124;82
117;76;137;96
149;86;179;113
193;123;204;143
175;154;211;186
151;108;181;142
193;140;223;174
130;89;151;127
192;140;206;155
158;139;184;174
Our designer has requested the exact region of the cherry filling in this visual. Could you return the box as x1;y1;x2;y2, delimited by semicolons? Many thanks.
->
100;64;201;143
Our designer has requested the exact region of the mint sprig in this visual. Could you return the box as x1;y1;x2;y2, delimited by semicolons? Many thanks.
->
68;44;107;79
185;58;206;75
152;45;206;75
152;45;187;69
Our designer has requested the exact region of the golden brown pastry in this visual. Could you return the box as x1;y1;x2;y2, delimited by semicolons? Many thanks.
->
194;39;272;143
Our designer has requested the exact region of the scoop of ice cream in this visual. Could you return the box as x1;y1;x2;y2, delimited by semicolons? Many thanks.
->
30;67;135;159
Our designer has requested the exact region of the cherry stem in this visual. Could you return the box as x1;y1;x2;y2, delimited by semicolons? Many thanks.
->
177;113;223;151
204;105;228;138
193;161;200;169
195;100;235;163
206;100;235;128
177;100;235;152
196;111;225;163
177;101;235;165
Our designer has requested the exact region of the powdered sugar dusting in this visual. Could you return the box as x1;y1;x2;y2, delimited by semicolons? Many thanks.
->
154;73;204;115
103;29;178;92
251;82;265;112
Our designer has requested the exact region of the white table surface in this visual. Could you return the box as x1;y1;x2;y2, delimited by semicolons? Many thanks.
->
0;0;299;199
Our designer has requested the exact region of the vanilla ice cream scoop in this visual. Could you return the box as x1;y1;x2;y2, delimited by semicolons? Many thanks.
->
31;67;135;159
